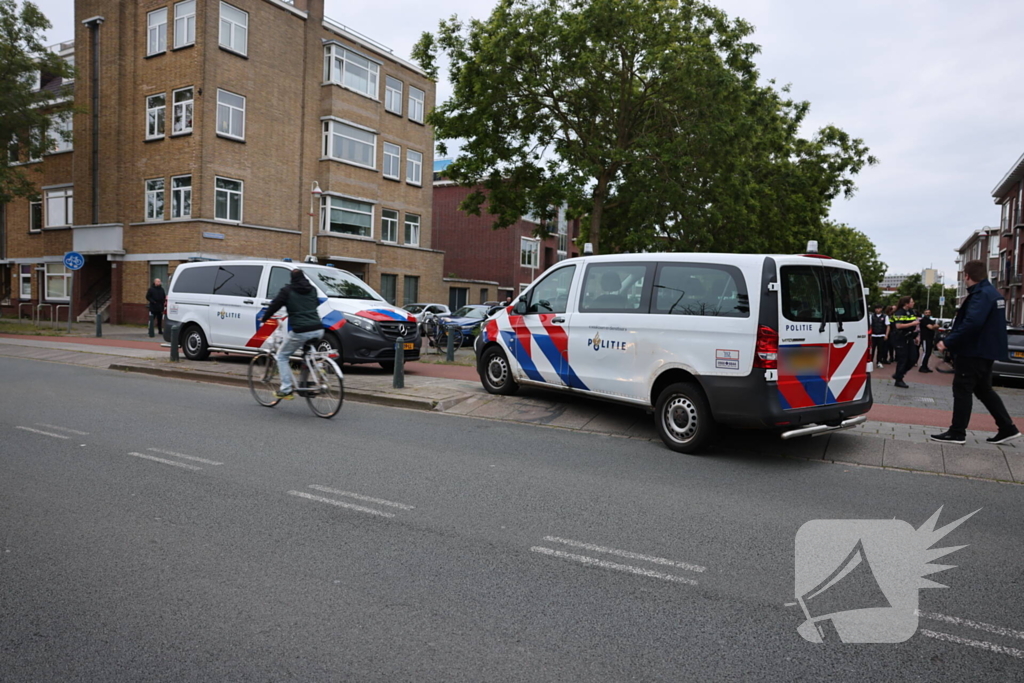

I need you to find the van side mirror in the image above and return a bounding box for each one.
[513,300,528,315]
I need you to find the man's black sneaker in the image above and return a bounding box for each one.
[919,367,932,373]
[894,381,910,388]
[986,429,1022,445]
[930,432,966,444]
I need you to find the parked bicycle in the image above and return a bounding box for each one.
[248,327,344,418]
[422,316,464,353]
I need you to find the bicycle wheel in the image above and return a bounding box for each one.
[306,358,344,418]
[450,328,465,351]
[248,353,280,407]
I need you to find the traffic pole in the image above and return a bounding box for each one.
[393,336,405,389]
[446,324,455,362]
[67,272,73,333]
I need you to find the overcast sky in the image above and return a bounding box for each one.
[34,0,1024,281]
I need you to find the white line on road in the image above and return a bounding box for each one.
[147,447,223,466]
[530,546,698,585]
[127,452,203,471]
[15,426,70,439]
[36,423,89,435]
[917,611,1024,641]
[921,629,1024,659]
[307,485,414,510]
[286,491,396,518]
[542,536,706,573]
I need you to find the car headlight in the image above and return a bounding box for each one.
[344,313,376,332]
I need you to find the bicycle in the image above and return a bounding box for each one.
[423,316,464,353]
[248,328,344,418]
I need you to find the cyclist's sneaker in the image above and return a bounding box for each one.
[274,390,295,400]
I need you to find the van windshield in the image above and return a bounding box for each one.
[299,267,381,301]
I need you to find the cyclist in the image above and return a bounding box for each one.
[259,269,324,400]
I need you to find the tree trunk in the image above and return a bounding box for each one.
[589,173,610,255]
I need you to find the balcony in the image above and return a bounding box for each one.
[73,223,123,254]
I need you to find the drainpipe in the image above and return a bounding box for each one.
[82,16,104,225]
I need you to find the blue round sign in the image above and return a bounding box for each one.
[63,251,84,271]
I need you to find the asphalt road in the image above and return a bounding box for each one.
[1,357,1022,682]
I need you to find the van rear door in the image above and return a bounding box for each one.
[822,266,869,404]
[778,262,833,409]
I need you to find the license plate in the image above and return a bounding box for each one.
[1013,351,1024,359]
[780,347,826,374]
[404,342,415,351]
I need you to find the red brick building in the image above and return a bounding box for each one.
[954,227,1000,308]
[991,153,1024,324]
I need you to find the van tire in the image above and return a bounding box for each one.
[181,324,210,361]
[315,331,342,364]
[654,382,716,454]
[480,346,518,395]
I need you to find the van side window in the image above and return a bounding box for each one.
[171,265,217,294]
[827,268,865,322]
[782,266,825,322]
[212,265,262,298]
[266,267,291,298]
[579,264,651,313]
[652,263,749,317]
[525,266,575,314]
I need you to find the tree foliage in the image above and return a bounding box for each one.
[817,221,886,302]
[414,0,876,254]
[879,274,957,316]
[0,0,76,205]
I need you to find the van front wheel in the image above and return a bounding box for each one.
[181,325,210,361]
[654,382,716,454]
[480,346,518,395]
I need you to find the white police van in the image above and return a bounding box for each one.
[163,259,419,369]
[475,248,872,453]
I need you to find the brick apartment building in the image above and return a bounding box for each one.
[432,173,580,309]
[953,226,1000,307]
[0,0,443,324]
[991,152,1024,325]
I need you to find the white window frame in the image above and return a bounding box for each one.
[49,112,73,153]
[406,149,423,186]
[45,263,71,302]
[171,175,192,219]
[147,8,167,56]
[385,76,403,115]
[404,213,420,247]
[172,86,193,135]
[146,93,166,139]
[519,283,530,294]
[145,178,165,221]
[323,44,380,99]
[18,265,32,299]
[321,120,376,170]
[219,2,248,56]
[173,0,196,49]
[214,177,243,223]
[521,237,540,268]
[321,195,374,238]
[381,208,398,244]
[408,86,425,123]
[382,142,401,180]
[216,89,246,140]
[45,187,73,228]
[29,201,42,233]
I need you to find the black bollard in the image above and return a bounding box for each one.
[170,323,180,361]
[446,323,455,362]
[393,337,405,389]
[148,312,155,338]
[95,311,102,338]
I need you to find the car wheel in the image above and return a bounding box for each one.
[654,382,716,454]
[315,331,342,364]
[480,346,518,395]
[181,324,210,361]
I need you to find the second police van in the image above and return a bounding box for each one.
[163,259,419,369]
[476,247,873,453]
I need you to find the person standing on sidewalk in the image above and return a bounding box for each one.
[918,309,939,373]
[884,304,898,363]
[146,278,166,337]
[891,296,919,388]
[870,305,889,368]
[931,260,1020,445]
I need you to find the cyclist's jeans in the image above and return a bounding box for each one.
[276,329,325,393]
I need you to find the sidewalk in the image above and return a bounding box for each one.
[1,331,1022,484]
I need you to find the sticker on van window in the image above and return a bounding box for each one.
[716,349,740,370]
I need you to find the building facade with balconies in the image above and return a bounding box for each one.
[0,0,443,324]
[991,152,1024,324]
[954,226,1000,307]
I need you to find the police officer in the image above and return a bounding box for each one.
[918,309,938,373]
[890,296,919,388]
[869,305,889,368]
[931,260,1020,445]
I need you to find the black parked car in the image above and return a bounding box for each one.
[993,328,1024,382]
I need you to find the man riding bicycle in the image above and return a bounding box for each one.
[259,269,324,400]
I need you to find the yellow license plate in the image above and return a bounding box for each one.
[781,347,826,374]
[1014,351,1024,359]
[404,342,415,351]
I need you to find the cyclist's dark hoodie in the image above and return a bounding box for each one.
[260,269,322,333]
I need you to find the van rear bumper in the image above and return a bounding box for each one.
[701,374,873,430]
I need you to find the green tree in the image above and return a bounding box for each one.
[818,221,886,301]
[414,0,876,254]
[0,0,76,205]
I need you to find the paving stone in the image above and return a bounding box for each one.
[941,446,1013,481]
[581,412,641,434]
[882,440,944,473]
[546,404,602,430]
[826,433,884,467]
[1004,451,1024,483]
[445,395,496,416]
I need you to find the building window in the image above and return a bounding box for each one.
[385,76,402,115]
[322,120,375,169]
[404,213,420,247]
[19,265,32,299]
[146,93,166,139]
[63,54,74,84]
[380,274,397,305]
[403,276,419,306]
[556,210,568,261]
[150,262,169,286]
[406,150,423,185]
[171,175,192,218]
[480,288,489,304]
[321,196,373,238]
[45,187,73,227]
[381,208,398,243]
[449,287,468,310]
[29,201,42,233]
[49,112,73,153]
[216,89,245,140]
[147,8,167,56]
[382,142,401,180]
[45,263,71,301]
[323,44,379,99]
[521,237,540,268]
[145,178,165,221]
[219,2,248,55]
[171,87,193,135]
[173,0,196,48]
[214,177,243,222]
[408,86,424,123]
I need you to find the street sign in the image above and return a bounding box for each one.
[63,251,84,271]
[939,296,946,306]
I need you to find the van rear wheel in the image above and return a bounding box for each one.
[654,382,716,454]
[181,324,210,361]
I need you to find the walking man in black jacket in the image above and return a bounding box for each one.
[259,269,324,400]
[931,260,1020,445]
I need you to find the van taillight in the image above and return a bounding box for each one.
[754,325,778,369]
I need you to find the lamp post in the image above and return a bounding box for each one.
[308,181,322,260]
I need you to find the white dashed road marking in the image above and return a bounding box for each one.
[530,546,699,585]
[543,536,706,573]
[127,452,203,471]
[36,423,89,435]
[15,426,70,439]
[147,447,223,466]
[307,485,414,510]
[917,610,1024,641]
[286,490,396,518]
[920,629,1024,659]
